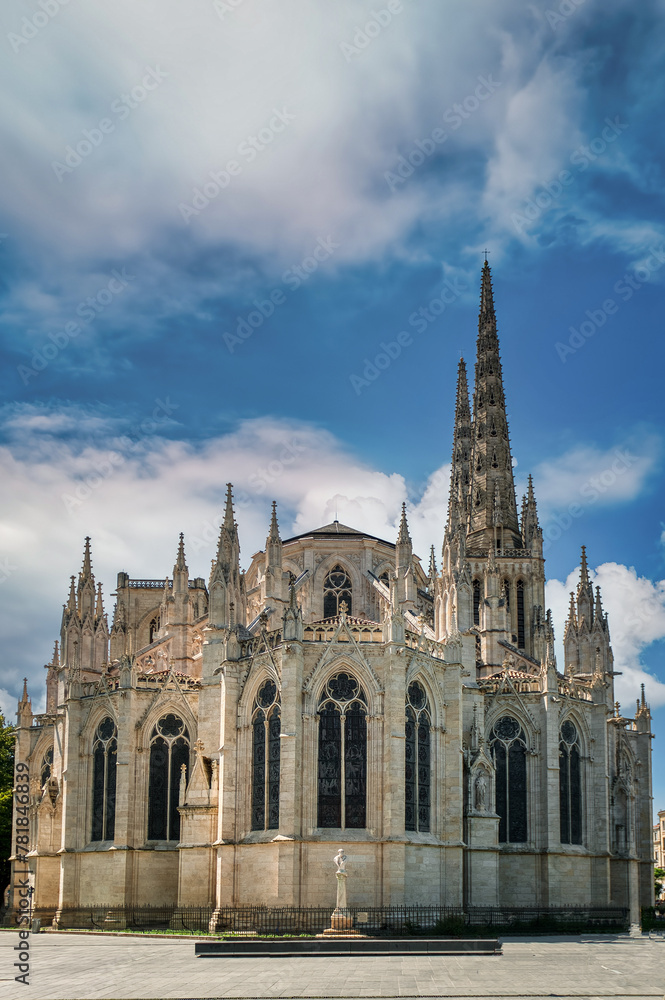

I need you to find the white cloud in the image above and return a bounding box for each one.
[0,0,623,341]
[523,435,660,515]
[0,405,450,707]
[547,562,665,709]
[3,404,663,722]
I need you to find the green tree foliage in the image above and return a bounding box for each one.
[655,867,665,900]
[0,713,16,892]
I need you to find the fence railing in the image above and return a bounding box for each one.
[50,903,630,935]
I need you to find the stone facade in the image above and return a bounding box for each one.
[8,263,654,927]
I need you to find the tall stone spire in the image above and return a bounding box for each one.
[576,545,594,626]
[395,504,417,611]
[173,533,189,593]
[263,502,284,615]
[77,536,96,619]
[17,678,32,726]
[266,501,282,565]
[447,358,472,531]
[209,483,244,628]
[564,548,613,689]
[81,536,92,581]
[396,503,412,561]
[467,260,520,550]
[428,546,437,590]
[175,532,187,572]
[521,475,543,554]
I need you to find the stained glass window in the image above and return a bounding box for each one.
[559,720,582,845]
[405,682,431,832]
[91,717,117,842]
[516,580,525,649]
[490,715,528,843]
[317,672,367,829]
[147,714,189,840]
[323,566,353,618]
[251,680,281,831]
[473,580,481,626]
[149,615,160,643]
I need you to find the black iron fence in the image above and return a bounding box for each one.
[51,903,629,935]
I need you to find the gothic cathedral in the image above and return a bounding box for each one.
[9,263,654,927]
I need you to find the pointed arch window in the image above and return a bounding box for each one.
[41,747,53,788]
[473,579,481,626]
[559,720,582,845]
[516,580,525,649]
[405,682,431,832]
[147,714,190,841]
[323,566,353,618]
[317,672,367,829]
[91,717,117,842]
[149,615,160,643]
[251,680,281,831]
[490,716,528,843]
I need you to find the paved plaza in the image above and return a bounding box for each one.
[0,931,663,1000]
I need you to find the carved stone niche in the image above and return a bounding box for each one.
[467,756,494,816]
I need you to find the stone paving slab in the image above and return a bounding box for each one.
[0,932,663,1000]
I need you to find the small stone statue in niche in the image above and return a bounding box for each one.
[474,771,488,812]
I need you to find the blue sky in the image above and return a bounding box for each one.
[1,0,664,813]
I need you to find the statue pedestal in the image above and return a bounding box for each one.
[318,871,365,938]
